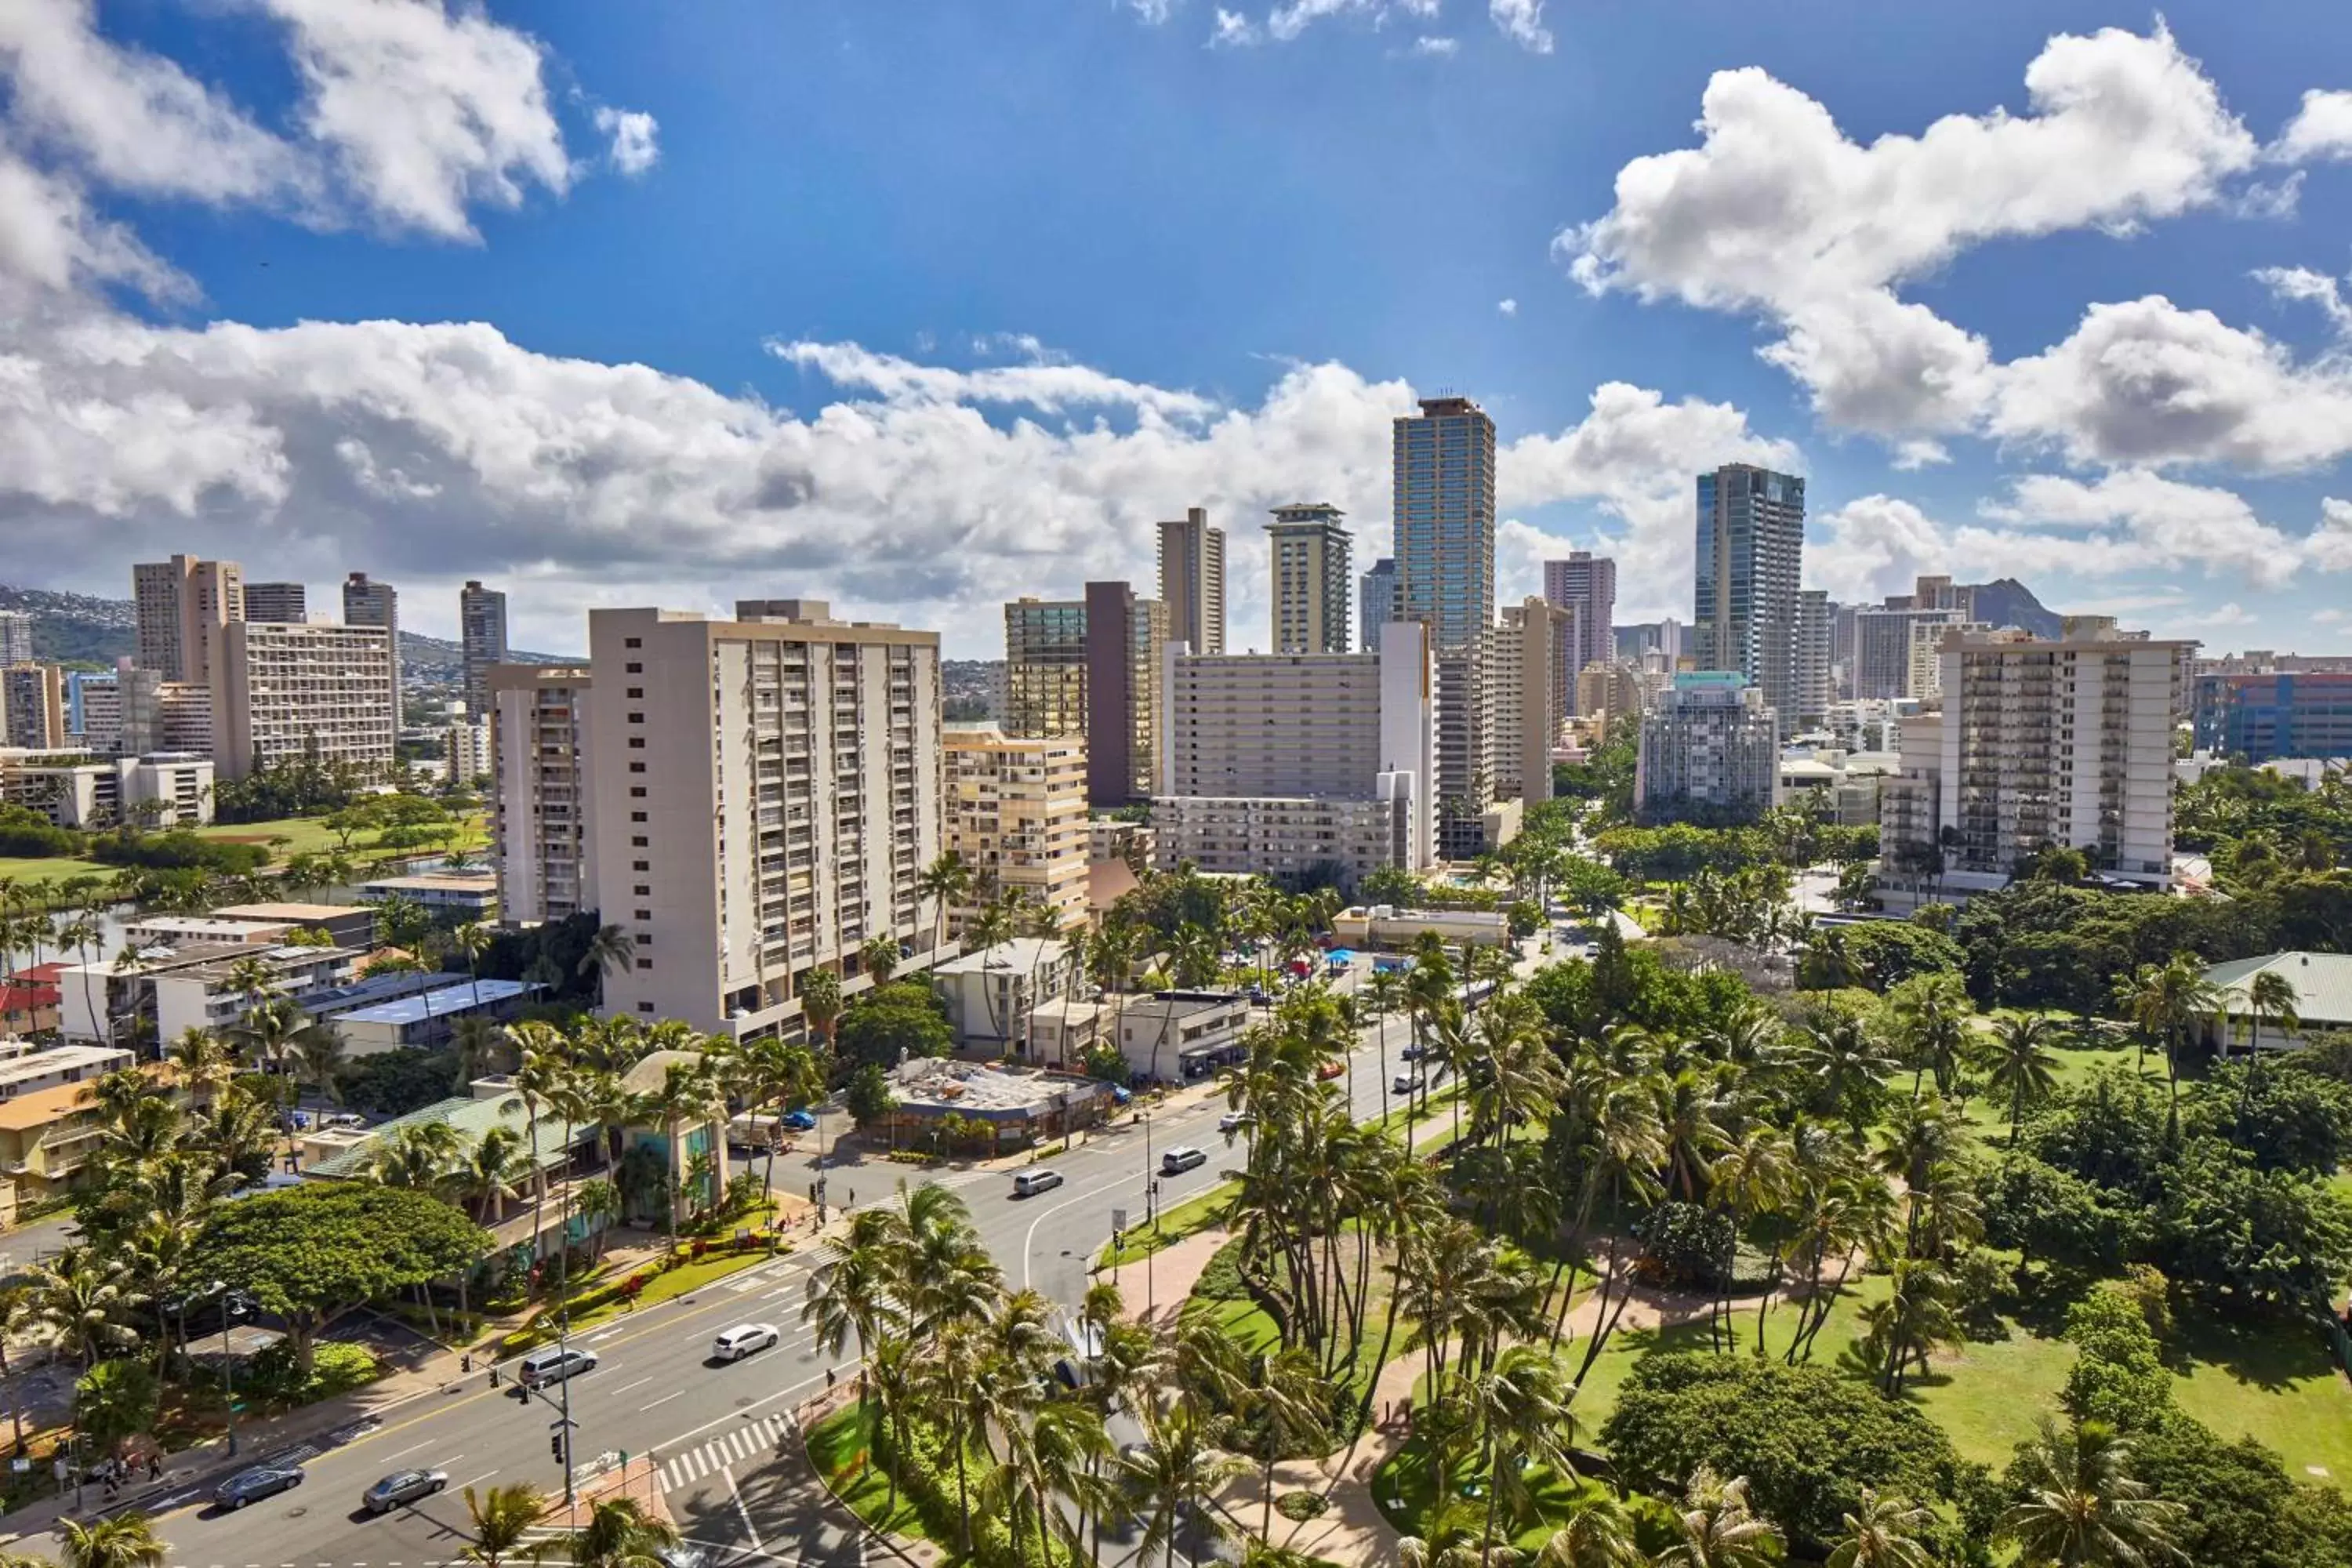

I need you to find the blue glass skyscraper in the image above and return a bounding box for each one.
[1392,396,1496,652]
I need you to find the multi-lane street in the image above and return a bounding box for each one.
[146,994,1434,1568]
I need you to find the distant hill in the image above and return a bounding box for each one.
[0,583,568,682]
[1965,578,2063,638]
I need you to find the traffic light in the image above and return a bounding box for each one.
[550,1433,565,1463]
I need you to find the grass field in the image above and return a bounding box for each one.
[0,855,113,893]
[192,811,488,862]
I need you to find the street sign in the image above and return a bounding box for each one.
[1109,1208,1127,1233]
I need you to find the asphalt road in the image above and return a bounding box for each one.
[145,985,1442,1568]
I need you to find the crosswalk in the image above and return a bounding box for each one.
[657,1414,794,1492]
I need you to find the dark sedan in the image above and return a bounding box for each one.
[214,1462,304,1509]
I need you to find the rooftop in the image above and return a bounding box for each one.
[2201,952,2352,1025]
[934,938,1071,978]
[358,873,499,894]
[307,1086,582,1179]
[336,978,539,1027]
[890,1058,1107,1120]
[0,1043,126,1087]
[212,902,361,922]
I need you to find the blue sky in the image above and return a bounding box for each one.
[7,1,2352,657]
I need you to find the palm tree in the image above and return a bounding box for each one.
[918,851,972,950]
[862,935,901,984]
[1457,1345,1577,1563]
[1860,1259,1960,1396]
[1887,972,1973,1103]
[57,1512,166,1568]
[799,967,844,1054]
[452,1015,511,1085]
[295,1023,347,1109]
[2116,956,2223,1118]
[1126,1404,1249,1568]
[165,1027,236,1108]
[572,1177,621,1259]
[52,913,103,1048]
[1530,1499,1644,1568]
[576,924,633,1000]
[1998,1418,2187,1568]
[1981,1014,2063,1144]
[2241,967,2301,1054]
[1825,1487,1939,1568]
[456,1124,532,1222]
[9,1247,141,1367]
[461,1483,552,1568]
[451,921,495,1013]
[1655,1468,1784,1568]
[367,1120,466,1190]
[557,1497,679,1568]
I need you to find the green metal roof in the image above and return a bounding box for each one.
[2201,952,2352,1025]
[307,1088,585,1179]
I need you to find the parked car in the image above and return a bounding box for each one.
[215,1463,304,1510]
[1393,1073,1425,1095]
[1160,1146,1208,1175]
[1217,1112,1250,1134]
[779,1109,818,1131]
[517,1346,599,1388]
[362,1468,448,1513]
[1013,1167,1065,1197]
[711,1323,782,1363]
[1316,1058,1345,1081]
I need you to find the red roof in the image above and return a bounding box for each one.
[17,963,68,985]
[0,982,60,1013]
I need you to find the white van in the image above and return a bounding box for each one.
[517,1346,598,1388]
[1013,1168,1065,1198]
[1160,1146,1207,1176]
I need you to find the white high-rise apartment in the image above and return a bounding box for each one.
[944,728,1090,933]
[1636,672,1780,822]
[1853,606,1962,699]
[120,668,212,757]
[0,612,32,669]
[133,555,244,685]
[1877,626,2190,909]
[1154,620,1435,883]
[341,572,402,721]
[586,601,944,1041]
[1266,503,1353,655]
[488,663,597,925]
[1157,508,1225,657]
[460,581,510,715]
[211,622,397,780]
[1795,589,1835,727]
[1542,551,1617,685]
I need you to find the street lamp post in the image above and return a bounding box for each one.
[216,1283,245,1458]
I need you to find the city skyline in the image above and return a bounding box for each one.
[4,9,2352,659]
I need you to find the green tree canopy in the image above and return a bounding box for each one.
[835,982,953,1069]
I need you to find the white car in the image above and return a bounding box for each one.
[711,1323,782,1363]
[1393,1073,1425,1095]
[1013,1167,1065,1197]
[1217,1112,1250,1134]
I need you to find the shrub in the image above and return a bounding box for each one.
[1192,1239,1249,1301]
[1635,1202,1734,1290]
[1275,1490,1328,1522]
[868,1411,1071,1568]
[242,1339,381,1407]
[336,1047,463,1118]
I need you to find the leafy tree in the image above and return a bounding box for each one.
[2057,1289,2173,1432]
[1797,922,1964,993]
[844,1062,898,1128]
[2126,1417,2352,1568]
[1978,1156,2140,1278]
[2187,1061,2352,1174]
[74,1357,158,1455]
[835,982,953,1069]
[1996,1417,2186,1568]
[56,1513,166,1568]
[197,1183,488,1374]
[460,1483,550,1568]
[1599,1355,1962,1557]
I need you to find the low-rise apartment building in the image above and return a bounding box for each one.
[931,938,1080,1051]
[1115,989,1250,1084]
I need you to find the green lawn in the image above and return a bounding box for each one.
[0,855,114,896]
[805,1403,931,1543]
[194,811,488,864]
[1100,1179,1236,1265]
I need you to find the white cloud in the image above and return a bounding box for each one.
[1209,9,1259,46]
[2308,498,2352,571]
[593,107,659,178]
[0,142,187,303]
[1489,0,1552,53]
[1562,25,2268,446]
[1991,295,2352,470]
[2274,88,2352,162]
[1410,36,1458,56]
[0,0,311,208]
[1496,297,1517,315]
[1128,0,1178,22]
[262,0,573,241]
[2255,263,2352,335]
[2180,601,2255,628]
[1974,470,2308,586]
[1808,495,1952,602]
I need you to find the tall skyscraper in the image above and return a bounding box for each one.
[459,581,510,715]
[1083,582,1166,809]
[1795,590,1835,727]
[342,572,401,720]
[488,663,596,925]
[132,555,244,685]
[1,665,64,750]
[1003,598,1089,739]
[1266,503,1353,655]
[1693,464,1805,726]
[0,612,33,668]
[1541,551,1617,679]
[584,600,942,1040]
[1157,507,1225,657]
[212,622,397,780]
[1394,396,1497,652]
[1359,558,1397,652]
[243,583,308,623]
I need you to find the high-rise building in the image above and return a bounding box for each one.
[1490,600,1574,808]
[132,555,244,685]
[1082,583,1166,809]
[1693,464,1805,726]
[67,669,118,753]
[1435,644,1494,859]
[119,668,212,757]
[2,665,64,750]
[1157,508,1225,658]
[1636,672,1780,823]
[1853,607,1963,700]
[0,612,33,669]
[1359,558,1397,653]
[2194,671,2352,762]
[211,621,398,781]
[488,663,596,926]
[243,583,308,623]
[341,572,401,720]
[1394,395,1497,652]
[1795,590,1835,728]
[1153,619,1435,883]
[944,727,1090,933]
[1615,618,1683,664]
[1542,551,1617,683]
[1003,598,1090,739]
[584,600,943,1040]
[445,718,489,785]
[1878,626,2190,909]
[1266,503,1353,655]
[459,581,510,715]
[1576,663,1647,742]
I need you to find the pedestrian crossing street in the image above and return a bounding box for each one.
[658,1414,795,1492]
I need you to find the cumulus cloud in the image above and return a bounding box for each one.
[1410,36,1458,56]
[1974,470,2307,586]
[2274,89,2352,162]
[1209,9,1259,46]
[593,107,659,177]
[1809,495,1953,603]
[1496,298,1517,315]
[2256,263,2352,335]
[1489,0,1552,53]
[1558,24,2314,456]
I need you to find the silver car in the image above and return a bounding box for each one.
[363,1468,448,1513]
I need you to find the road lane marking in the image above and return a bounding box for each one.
[641,1391,684,1411]
[382,1441,431,1461]
[726,1468,764,1552]
[612,1375,655,1395]
[456,1468,499,1489]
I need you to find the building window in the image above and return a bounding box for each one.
[637,1001,654,1013]
[635,934,652,946]
[631,836,649,848]
[631,811,647,822]
[626,688,643,699]
[625,637,642,648]
[628,713,645,724]
[630,786,647,797]
[626,662,642,674]
[633,860,650,872]
[630,762,646,773]
[635,909,651,920]
[634,884,650,895]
